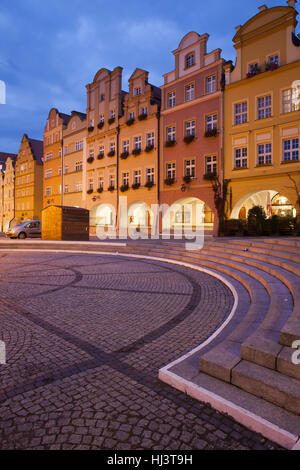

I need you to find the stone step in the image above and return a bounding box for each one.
[231,360,300,415]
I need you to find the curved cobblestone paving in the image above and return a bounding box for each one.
[0,252,280,450]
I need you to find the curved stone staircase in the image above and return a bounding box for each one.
[1,236,300,448]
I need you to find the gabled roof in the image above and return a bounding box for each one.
[27,138,43,165]
[0,152,17,173]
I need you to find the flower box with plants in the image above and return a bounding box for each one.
[88,126,94,132]
[165,140,176,147]
[145,144,154,153]
[87,156,94,164]
[138,113,147,121]
[246,66,261,78]
[132,148,141,156]
[132,182,141,190]
[97,121,104,129]
[108,117,115,125]
[183,134,195,144]
[87,189,93,194]
[145,181,154,189]
[120,184,129,192]
[126,118,135,126]
[120,151,129,159]
[97,153,104,160]
[203,172,217,181]
[107,185,115,192]
[265,62,279,72]
[204,128,218,138]
[164,177,175,186]
[107,150,115,157]
[97,187,103,193]
[183,175,192,184]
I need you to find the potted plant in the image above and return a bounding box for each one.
[87,189,93,194]
[108,117,115,125]
[87,156,94,164]
[204,128,218,138]
[132,148,141,156]
[107,150,115,157]
[145,144,154,153]
[88,126,94,132]
[164,177,175,186]
[145,181,154,189]
[97,121,104,129]
[183,134,195,144]
[203,172,217,181]
[97,187,103,193]
[97,153,104,160]
[107,185,115,192]
[120,184,129,192]
[165,140,176,147]
[138,113,147,121]
[126,118,135,126]
[120,151,129,159]
[132,182,140,190]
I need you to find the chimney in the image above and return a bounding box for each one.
[258,5,268,11]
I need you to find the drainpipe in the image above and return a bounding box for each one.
[61,139,64,206]
[116,123,120,232]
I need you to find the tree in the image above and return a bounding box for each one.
[204,173,231,236]
[247,205,266,236]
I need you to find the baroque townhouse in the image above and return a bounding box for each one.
[15,134,43,224]
[224,1,300,220]
[0,152,17,231]
[160,31,225,236]
[118,68,161,233]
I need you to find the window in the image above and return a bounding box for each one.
[166,163,176,179]
[45,187,52,196]
[206,156,217,174]
[129,111,135,120]
[184,159,195,177]
[185,53,195,69]
[99,145,105,157]
[168,91,176,108]
[185,84,195,102]
[249,63,258,73]
[206,114,217,131]
[98,176,104,189]
[133,170,141,185]
[109,174,115,187]
[75,141,83,151]
[27,175,30,183]
[110,110,115,119]
[141,106,148,115]
[88,178,93,191]
[58,149,62,158]
[135,87,141,95]
[99,114,104,123]
[283,138,299,162]
[45,169,52,179]
[122,140,130,153]
[64,185,69,194]
[167,126,176,142]
[100,93,105,101]
[75,161,83,172]
[282,88,300,114]
[185,120,195,136]
[45,153,52,161]
[257,95,272,119]
[146,168,155,183]
[234,102,248,125]
[206,75,216,94]
[146,132,155,147]
[58,167,62,176]
[64,165,69,174]
[269,55,279,66]
[110,141,116,152]
[257,143,272,165]
[75,182,82,192]
[134,136,142,150]
[234,148,248,168]
[89,149,94,159]
[64,146,69,155]
[122,172,129,186]
[26,189,30,196]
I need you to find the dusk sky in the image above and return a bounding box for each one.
[0,0,296,154]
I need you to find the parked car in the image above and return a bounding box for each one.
[5,220,41,239]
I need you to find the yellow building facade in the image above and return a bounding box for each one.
[224,2,300,220]
[2,156,17,231]
[118,68,161,232]
[0,153,17,231]
[62,112,86,208]
[15,134,43,224]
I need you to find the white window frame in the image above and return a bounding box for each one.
[234,101,248,125]
[257,143,272,165]
[184,159,195,178]
[168,91,176,108]
[257,94,272,120]
[166,162,176,179]
[234,147,248,168]
[185,120,195,136]
[167,126,176,142]
[185,83,195,102]
[206,75,216,94]
[283,138,299,162]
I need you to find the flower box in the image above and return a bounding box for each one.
[97,122,104,129]
[132,148,141,156]
[265,62,279,72]
[183,134,195,144]
[145,181,154,189]
[165,140,176,147]
[145,144,154,153]
[203,172,217,181]
[108,117,115,125]
[164,177,175,186]
[138,113,147,121]
[120,184,129,192]
[120,151,129,159]
[126,118,135,126]
[88,126,94,132]
[107,150,115,157]
[87,156,94,164]
[87,189,93,194]
[97,187,103,193]
[107,185,115,192]
[204,128,218,138]
[97,153,104,160]
[132,183,141,190]
[183,175,192,184]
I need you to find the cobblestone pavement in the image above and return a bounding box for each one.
[0,252,280,450]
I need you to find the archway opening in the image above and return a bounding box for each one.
[231,190,296,220]
[163,197,214,232]
[90,203,116,227]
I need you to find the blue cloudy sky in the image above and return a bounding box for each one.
[0,0,296,154]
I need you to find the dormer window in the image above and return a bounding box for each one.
[185,53,195,69]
